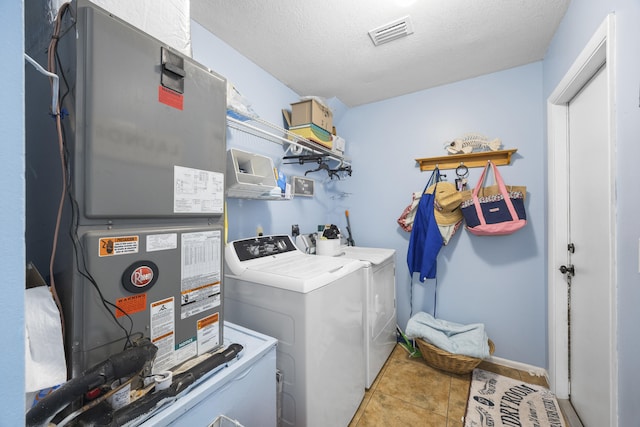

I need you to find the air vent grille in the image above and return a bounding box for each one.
[368,16,414,46]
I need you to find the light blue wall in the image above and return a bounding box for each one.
[191,19,547,367]
[192,21,352,241]
[544,0,640,424]
[1,0,26,424]
[338,63,546,367]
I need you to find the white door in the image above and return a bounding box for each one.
[547,15,616,427]
[565,64,612,426]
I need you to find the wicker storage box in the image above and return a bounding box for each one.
[416,338,495,375]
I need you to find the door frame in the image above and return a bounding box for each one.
[546,13,617,425]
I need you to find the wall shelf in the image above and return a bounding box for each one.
[415,149,518,171]
[226,115,350,166]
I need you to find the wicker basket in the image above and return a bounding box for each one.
[415,338,495,375]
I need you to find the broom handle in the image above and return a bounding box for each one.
[345,210,355,246]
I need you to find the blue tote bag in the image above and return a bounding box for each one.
[407,168,444,282]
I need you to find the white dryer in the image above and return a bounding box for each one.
[335,246,397,389]
[224,235,366,427]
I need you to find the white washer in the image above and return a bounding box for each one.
[336,246,397,389]
[224,235,366,427]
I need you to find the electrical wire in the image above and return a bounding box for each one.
[42,1,72,341]
[67,190,135,350]
[52,40,136,350]
[45,2,136,352]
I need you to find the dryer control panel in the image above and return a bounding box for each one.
[233,235,298,261]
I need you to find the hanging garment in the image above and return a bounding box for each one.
[407,168,444,282]
[396,191,422,232]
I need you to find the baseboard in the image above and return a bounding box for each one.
[557,399,584,427]
[486,355,549,380]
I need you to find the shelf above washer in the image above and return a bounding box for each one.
[226,115,350,166]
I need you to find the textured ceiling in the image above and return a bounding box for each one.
[191,0,571,107]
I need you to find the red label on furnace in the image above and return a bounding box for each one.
[115,294,147,318]
[158,86,184,110]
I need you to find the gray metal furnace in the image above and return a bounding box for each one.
[25,0,227,379]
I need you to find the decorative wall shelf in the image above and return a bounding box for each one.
[415,149,518,171]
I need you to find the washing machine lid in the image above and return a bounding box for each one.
[337,246,395,265]
[225,235,365,293]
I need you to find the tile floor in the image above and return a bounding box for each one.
[349,344,550,427]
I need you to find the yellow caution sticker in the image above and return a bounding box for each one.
[99,236,139,257]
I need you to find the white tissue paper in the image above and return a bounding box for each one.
[25,286,67,393]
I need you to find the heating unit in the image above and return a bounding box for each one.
[25,0,227,379]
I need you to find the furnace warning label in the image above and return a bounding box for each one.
[115,293,147,318]
[99,236,139,257]
[197,312,220,355]
[181,286,221,319]
[173,166,224,214]
[150,297,176,373]
[180,231,222,320]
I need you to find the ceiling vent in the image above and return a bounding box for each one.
[368,16,414,46]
